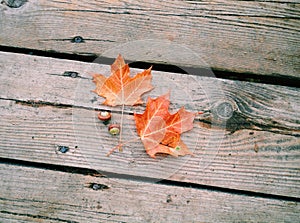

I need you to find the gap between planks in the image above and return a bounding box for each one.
[1,157,299,202]
[0,0,299,77]
[1,45,300,88]
[0,163,299,223]
[0,51,299,136]
[0,52,299,198]
[0,96,299,198]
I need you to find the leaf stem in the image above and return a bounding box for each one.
[118,103,125,151]
[106,136,141,156]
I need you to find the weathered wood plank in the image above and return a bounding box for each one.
[0,163,299,223]
[0,96,299,197]
[0,52,299,197]
[0,52,299,136]
[0,0,299,77]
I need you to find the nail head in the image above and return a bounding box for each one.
[72,36,84,43]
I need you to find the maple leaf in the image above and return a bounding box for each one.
[92,54,154,155]
[134,93,196,158]
[92,54,154,106]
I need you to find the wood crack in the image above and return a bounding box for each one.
[1,94,298,136]
[0,210,79,223]
[40,38,116,43]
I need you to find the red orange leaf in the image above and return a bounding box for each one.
[134,93,195,158]
[92,54,154,106]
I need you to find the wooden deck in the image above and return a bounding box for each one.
[0,0,299,222]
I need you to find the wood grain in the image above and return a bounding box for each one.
[1,163,299,223]
[0,53,300,197]
[0,52,299,197]
[0,0,299,77]
[0,98,299,197]
[0,52,299,135]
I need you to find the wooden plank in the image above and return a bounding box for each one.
[0,52,299,197]
[0,52,299,135]
[0,0,299,77]
[0,98,299,198]
[1,163,299,223]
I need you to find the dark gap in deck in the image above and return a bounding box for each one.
[1,157,299,202]
[0,45,299,88]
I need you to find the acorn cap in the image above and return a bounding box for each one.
[108,124,120,135]
[98,111,112,121]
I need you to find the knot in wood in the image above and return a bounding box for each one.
[213,101,234,120]
[3,0,27,8]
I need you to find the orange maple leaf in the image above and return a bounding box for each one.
[92,54,154,106]
[134,93,195,158]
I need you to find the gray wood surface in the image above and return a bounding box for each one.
[0,0,299,77]
[0,52,299,198]
[0,52,299,135]
[1,1,299,222]
[1,163,299,223]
